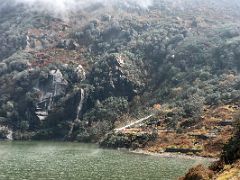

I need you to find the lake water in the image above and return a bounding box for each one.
[0,141,210,180]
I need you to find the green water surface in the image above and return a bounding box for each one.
[0,141,210,180]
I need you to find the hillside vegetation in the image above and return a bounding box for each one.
[0,0,240,161]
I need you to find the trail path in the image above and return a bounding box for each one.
[114,114,154,132]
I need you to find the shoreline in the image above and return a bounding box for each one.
[0,140,218,162]
[129,149,219,162]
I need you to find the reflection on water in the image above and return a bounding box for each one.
[0,141,209,180]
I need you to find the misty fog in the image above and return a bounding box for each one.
[1,0,240,19]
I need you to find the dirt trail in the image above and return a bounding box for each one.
[114,114,154,132]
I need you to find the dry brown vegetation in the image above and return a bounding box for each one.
[119,104,239,158]
[180,164,214,180]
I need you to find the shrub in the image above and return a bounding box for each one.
[205,92,221,105]
[83,96,129,125]
[19,121,30,131]
[183,95,204,119]
[9,60,29,72]
[221,111,240,164]
[0,63,7,75]
[0,127,9,139]
[180,165,214,180]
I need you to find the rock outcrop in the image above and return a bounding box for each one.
[34,69,68,121]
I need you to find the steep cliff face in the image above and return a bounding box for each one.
[0,0,240,147]
[34,69,68,121]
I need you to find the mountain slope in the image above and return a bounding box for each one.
[0,1,240,158]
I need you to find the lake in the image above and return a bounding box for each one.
[0,141,210,180]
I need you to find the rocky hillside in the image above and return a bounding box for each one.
[182,112,240,179]
[0,0,240,158]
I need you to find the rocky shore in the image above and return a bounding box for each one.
[130,149,218,162]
